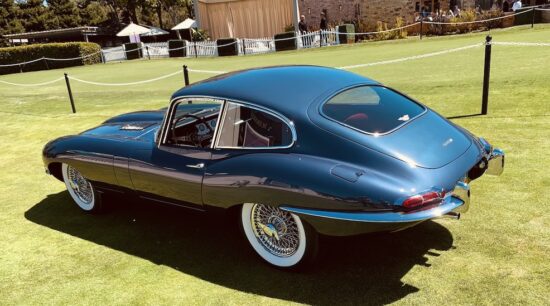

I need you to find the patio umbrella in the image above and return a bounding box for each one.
[140,26,169,37]
[171,18,197,30]
[116,23,151,42]
[171,18,198,40]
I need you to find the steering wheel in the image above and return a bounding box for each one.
[171,114,214,146]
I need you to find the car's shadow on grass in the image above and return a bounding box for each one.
[26,192,455,305]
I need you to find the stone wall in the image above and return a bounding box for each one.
[298,0,478,31]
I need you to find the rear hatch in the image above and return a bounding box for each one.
[370,111,472,169]
[315,85,473,169]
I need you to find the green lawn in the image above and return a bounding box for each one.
[1,25,549,305]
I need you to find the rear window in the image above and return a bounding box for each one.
[322,86,425,134]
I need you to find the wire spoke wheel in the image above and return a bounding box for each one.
[62,163,96,211]
[241,203,315,268]
[250,204,301,257]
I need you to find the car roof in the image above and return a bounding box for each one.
[171,65,379,118]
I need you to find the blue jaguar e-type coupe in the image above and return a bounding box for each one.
[43,66,504,269]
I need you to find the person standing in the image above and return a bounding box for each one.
[320,11,328,46]
[298,15,310,47]
[512,0,522,11]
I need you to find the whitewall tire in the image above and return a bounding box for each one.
[241,203,318,269]
[61,163,102,213]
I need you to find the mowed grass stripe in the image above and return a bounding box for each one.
[0,25,548,305]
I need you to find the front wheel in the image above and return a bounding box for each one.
[61,163,102,213]
[241,203,318,269]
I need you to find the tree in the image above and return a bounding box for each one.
[18,0,58,31]
[47,0,82,28]
[0,0,24,45]
[79,1,110,27]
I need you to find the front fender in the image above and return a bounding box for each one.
[42,135,118,186]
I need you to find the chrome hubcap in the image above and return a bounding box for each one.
[250,204,300,257]
[67,165,93,204]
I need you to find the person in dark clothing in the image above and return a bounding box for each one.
[320,11,328,46]
[298,15,308,33]
[320,12,328,30]
[298,15,310,47]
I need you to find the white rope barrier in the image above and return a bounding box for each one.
[68,70,182,86]
[534,7,550,11]
[424,9,531,25]
[2,39,548,87]
[327,23,420,36]
[491,41,550,46]
[0,57,45,67]
[338,43,482,70]
[0,77,64,87]
[187,68,227,74]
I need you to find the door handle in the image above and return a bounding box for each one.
[186,163,205,169]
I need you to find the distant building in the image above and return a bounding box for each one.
[297,0,478,29]
[195,0,298,39]
[3,27,122,47]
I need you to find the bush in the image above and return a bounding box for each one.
[0,42,101,75]
[124,43,142,60]
[216,38,238,56]
[274,32,296,51]
[168,40,187,58]
[373,17,408,41]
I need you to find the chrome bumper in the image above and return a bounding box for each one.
[486,148,505,176]
[281,195,465,224]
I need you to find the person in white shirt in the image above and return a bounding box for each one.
[512,0,523,11]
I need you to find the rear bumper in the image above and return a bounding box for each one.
[281,194,466,236]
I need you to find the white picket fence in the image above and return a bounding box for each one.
[101,29,339,62]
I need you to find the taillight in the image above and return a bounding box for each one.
[402,191,444,209]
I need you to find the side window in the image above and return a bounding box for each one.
[216,102,294,148]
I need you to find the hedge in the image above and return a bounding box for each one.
[274,32,296,51]
[217,38,238,56]
[168,40,187,57]
[0,42,102,75]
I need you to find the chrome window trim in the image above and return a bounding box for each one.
[213,100,297,150]
[159,95,297,150]
[158,96,224,148]
[319,84,428,137]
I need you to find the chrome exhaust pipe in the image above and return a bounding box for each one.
[444,212,461,220]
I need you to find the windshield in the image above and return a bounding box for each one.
[322,86,425,134]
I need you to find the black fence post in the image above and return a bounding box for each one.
[194,42,198,58]
[420,18,423,40]
[19,64,23,73]
[100,51,106,64]
[242,39,246,55]
[64,73,76,114]
[145,46,151,60]
[183,65,189,86]
[43,57,49,70]
[481,35,492,115]
[531,7,536,28]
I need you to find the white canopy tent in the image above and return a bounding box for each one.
[116,23,151,42]
[171,18,198,40]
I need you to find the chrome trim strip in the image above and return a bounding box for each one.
[318,84,428,137]
[213,100,297,150]
[280,196,464,223]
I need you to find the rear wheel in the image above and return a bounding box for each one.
[61,163,102,213]
[241,203,318,269]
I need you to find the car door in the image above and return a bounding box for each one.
[128,97,222,210]
[128,145,210,209]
